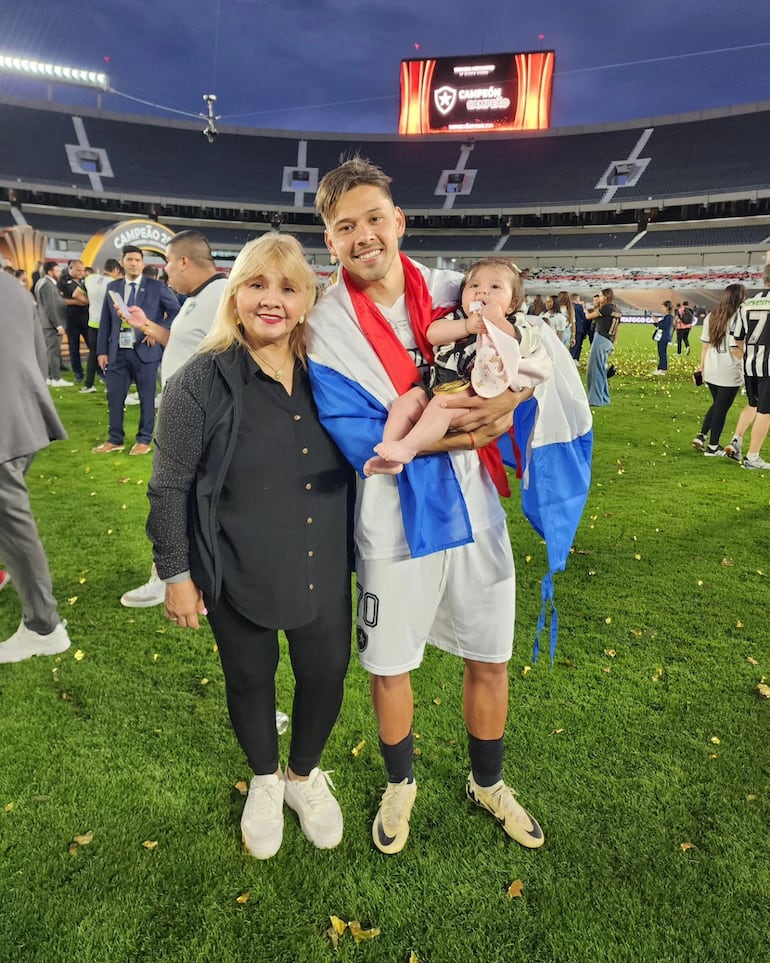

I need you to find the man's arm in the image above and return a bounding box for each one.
[426,387,535,450]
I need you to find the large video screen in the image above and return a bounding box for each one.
[399,50,554,135]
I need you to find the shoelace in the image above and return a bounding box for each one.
[380,781,411,823]
[488,784,531,826]
[293,769,336,811]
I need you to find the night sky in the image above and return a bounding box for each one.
[0,0,768,133]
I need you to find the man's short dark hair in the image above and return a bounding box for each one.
[167,230,214,267]
[104,258,121,272]
[44,260,58,274]
[122,245,144,258]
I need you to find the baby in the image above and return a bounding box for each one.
[364,258,551,476]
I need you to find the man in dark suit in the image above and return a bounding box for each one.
[93,245,179,455]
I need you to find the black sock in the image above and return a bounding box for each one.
[468,733,504,787]
[379,733,414,784]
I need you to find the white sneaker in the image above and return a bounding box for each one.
[48,378,73,388]
[79,386,97,394]
[743,454,770,471]
[120,575,166,608]
[0,620,71,664]
[241,773,285,859]
[284,768,343,849]
[125,393,141,406]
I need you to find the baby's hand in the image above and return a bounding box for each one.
[465,312,485,335]
[480,302,506,327]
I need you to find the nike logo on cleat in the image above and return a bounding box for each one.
[375,816,397,848]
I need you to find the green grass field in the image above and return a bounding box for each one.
[1,324,768,963]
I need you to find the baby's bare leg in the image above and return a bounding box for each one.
[364,388,429,476]
[373,389,471,468]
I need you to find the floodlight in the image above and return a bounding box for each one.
[0,53,109,90]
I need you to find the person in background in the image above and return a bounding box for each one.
[557,291,576,350]
[93,245,179,456]
[147,233,353,859]
[0,272,72,663]
[692,284,746,456]
[541,294,568,346]
[652,300,675,375]
[528,293,546,317]
[726,265,770,469]
[81,259,123,394]
[34,261,70,388]
[675,300,694,355]
[570,293,588,362]
[120,230,228,608]
[585,288,620,406]
[59,259,90,383]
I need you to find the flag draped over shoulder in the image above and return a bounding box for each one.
[498,318,593,663]
[307,258,478,559]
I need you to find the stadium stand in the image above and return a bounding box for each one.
[1,94,768,270]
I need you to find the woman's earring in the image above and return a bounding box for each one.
[298,315,305,325]
[329,254,337,265]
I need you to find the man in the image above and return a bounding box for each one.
[570,293,589,362]
[585,288,621,407]
[0,271,72,663]
[307,157,544,855]
[34,261,70,388]
[81,258,123,393]
[727,263,770,470]
[119,230,228,606]
[94,245,179,455]
[59,258,90,382]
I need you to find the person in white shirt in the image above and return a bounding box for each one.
[81,259,123,393]
[119,231,228,608]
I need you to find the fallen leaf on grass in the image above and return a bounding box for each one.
[351,739,366,757]
[326,916,380,947]
[604,649,616,658]
[507,879,524,898]
[67,596,78,606]
[602,666,612,674]
[73,650,85,662]
[747,656,759,666]
[756,684,770,699]
[551,728,564,735]
[651,667,663,682]
[630,629,642,637]
[409,953,420,963]
[433,697,442,705]
[710,736,720,745]
[78,577,86,585]
[680,842,695,852]
[521,665,531,677]
[736,621,745,628]
[142,840,158,850]
[235,780,248,796]
[73,831,94,845]
[721,558,734,567]
[605,617,612,625]
[747,794,757,802]
[236,892,250,904]
[4,802,13,813]
[117,477,130,484]
[348,921,381,943]
[68,842,79,856]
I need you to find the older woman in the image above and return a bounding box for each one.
[147,234,353,859]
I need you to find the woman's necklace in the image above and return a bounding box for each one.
[249,347,293,380]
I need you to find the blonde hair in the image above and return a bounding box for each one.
[199,233,318,361]
[463,257,525,313]
[316,156,394,226]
